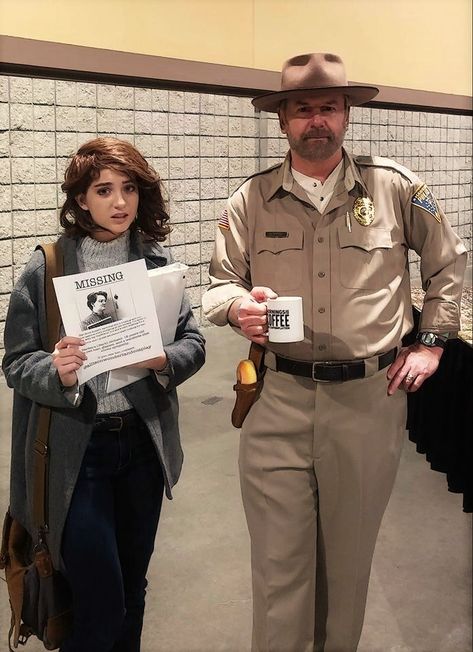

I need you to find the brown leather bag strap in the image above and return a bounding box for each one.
[32,407,52,529]
[38,242,64,352]
[0,510,13,569]
[32,242,64,530]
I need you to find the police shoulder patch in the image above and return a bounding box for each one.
[412,183,441,223]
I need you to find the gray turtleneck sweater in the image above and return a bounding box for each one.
[77,233,134,415]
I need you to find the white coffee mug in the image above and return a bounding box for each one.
[266,296,304,343]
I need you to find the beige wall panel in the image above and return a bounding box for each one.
[253,0,472,95]
[0,0,471,95]
[0,0,255,66]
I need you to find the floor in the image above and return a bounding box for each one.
[0,326,471,652]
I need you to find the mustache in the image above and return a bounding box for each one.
[303,130,333,139]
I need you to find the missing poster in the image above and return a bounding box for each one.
[53,259,164,384]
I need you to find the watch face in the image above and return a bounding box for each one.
[418,332,446,348]
[422,332,436,346]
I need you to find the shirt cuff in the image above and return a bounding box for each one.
[154,363,171,389]
[61,382,81,406]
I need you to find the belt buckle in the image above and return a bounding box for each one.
[311,362,331,382]
[33,440,48,456]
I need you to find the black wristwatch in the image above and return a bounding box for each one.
[416,332,449,349]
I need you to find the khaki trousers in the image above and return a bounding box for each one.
[239,366,406,652]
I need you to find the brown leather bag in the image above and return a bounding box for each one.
[0,511,72,650]
[231,342,266,428]
[0,242,73,650]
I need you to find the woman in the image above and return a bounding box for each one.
[2,137,205,651]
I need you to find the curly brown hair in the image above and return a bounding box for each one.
[60,137,171,241]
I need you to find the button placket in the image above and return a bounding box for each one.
[313,228,331,358]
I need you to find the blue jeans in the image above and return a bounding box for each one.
[60,410,164,652]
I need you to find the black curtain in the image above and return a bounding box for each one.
[404,309,472,513]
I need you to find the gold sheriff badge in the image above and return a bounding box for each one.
[353,197,375,226]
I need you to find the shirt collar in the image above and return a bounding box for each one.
[291,158,344,197]
[264,148,370,202]
[265,148,370,201]
[342,150,371,196]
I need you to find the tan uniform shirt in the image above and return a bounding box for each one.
[203,150,467,362]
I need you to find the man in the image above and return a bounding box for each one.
[81,290,114,329]
[203,53,467,652]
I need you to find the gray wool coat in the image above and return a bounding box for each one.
[2,230,206,570]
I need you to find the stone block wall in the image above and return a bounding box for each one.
[0,74,471,357]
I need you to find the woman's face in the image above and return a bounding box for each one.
[76,168,139,241]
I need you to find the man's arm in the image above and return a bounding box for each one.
[405,180,467,334]
[387,177,467,395]
[202,195,253,325]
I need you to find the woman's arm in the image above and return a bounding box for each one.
[161,293,206,389]
[2,267,81,409]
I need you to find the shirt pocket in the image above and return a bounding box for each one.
[253,228,304,292]
[338,226,393,290]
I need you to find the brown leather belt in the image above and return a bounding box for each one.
[274,347,397,382]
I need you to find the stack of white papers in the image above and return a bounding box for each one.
[106,262,188,392]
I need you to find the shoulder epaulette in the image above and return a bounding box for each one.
[354,156,419,184]
[230,162,283,197]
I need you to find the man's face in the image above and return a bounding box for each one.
[279,93,349,162]
[92,295,107,316]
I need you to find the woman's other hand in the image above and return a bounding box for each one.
[128,354,168,371]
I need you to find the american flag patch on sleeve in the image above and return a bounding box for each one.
[412,184,441,223]
[218,208,230,230]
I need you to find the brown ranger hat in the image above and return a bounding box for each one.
[252,52,379,113]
